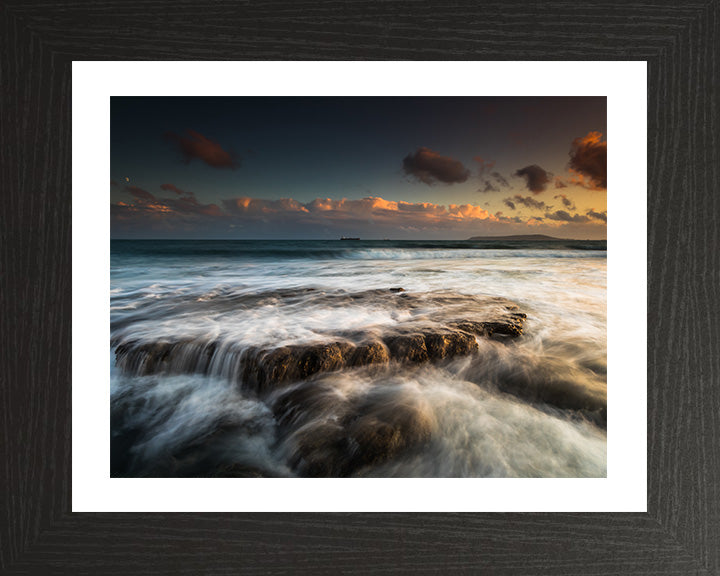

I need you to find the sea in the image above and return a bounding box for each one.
[110,239,607,478]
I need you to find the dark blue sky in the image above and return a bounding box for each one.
[111,97,607,239]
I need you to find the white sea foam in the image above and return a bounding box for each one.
[110,242,607,477]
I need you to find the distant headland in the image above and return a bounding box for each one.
[467,234,563,241]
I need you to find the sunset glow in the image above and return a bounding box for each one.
[111,97,606,239]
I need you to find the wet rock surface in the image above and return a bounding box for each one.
[114,288,527,393]
[242,342,355,394]
[113,288,606,477]
[271,379,437,477]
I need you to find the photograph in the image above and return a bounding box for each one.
[110,96,608,478]
[4,0,715,568]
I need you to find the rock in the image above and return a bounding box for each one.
[385,333,429,363]
[286,421,350,477]
[275,382,438,477]
[115,340,173,375]
[483,319,524,338]
[344,391,436,472]
[449,321,487,336]
[271,380,349,427]
[349,341,390,367]
[451,318,524,338]
[423,330,478,360]
[113,289,527,391]
[298,342,354,378]
[243,342,355,393]
[493,357,606,414]
[114,339,218,376]
[243,347,299,393]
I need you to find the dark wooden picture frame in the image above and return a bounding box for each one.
[2,2,718,574]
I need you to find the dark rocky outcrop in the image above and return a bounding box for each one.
[422,329,479,359]
[114,339,218,377]
[242,342,355,394]
[344,392,435,473]
[385,333,430,363]
[114,289,527,394]
[494,361,606,414]
[272,381,437,477]
[348,341,391,367]
[450,315,526,339]
[286,422,350,477]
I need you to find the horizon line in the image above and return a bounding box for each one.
[110,236,607,242]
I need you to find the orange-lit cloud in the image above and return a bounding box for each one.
[568,131,606,189]
[173,194,501,230]
[403,147,470,185]
[164,129,238,169]
[114,184,224,220]
[224,197,309,215]
[112,190,606,238]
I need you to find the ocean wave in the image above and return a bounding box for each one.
[111,239,607,263]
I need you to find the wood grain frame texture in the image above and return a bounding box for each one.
[1,1,718,574]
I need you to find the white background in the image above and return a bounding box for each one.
[72,61,647,512]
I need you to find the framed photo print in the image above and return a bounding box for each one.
[3,2,718,574]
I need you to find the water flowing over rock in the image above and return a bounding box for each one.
[270,378,438,477]
[111,288,608,476]
[113,288,527,394]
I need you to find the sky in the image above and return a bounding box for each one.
[111,97,607,239]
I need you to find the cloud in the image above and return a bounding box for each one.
[586,209,607,222]
[447,203,493,220]
[554,178,567,189]
[160,183,192,197]
[116,184,224,220]
[176,194,500,232]
[481,181,498,193]
[503,195,548,211]
[475,169,510,193]
[568,131,606,189]
[164,129,238,169]
[223,196,310,218]
[554,194,576,210]
[544,210,590,223]
[514,164,551,194]
[222,196,483,225]
[473,156,496,177]
[403,147,470,185]
[112,188,607,240]
[491,172,510,188]
[495,214,525,224]
[494,213,525,224]
[126,185,155,202]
